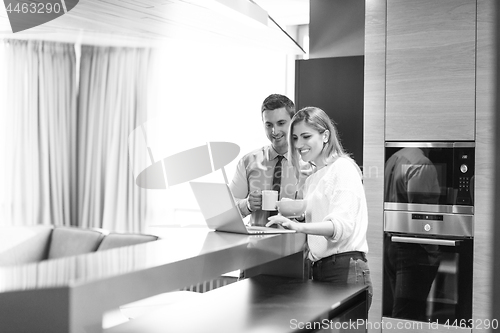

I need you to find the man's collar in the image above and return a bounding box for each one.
[267,145,287,161]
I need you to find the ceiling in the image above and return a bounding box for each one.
[0,0,309,52]
[254,0,309,26]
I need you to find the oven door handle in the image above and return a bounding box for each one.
[391,236,457,247]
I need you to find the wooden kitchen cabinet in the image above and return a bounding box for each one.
[385,0,476,141]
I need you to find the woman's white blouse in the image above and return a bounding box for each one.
[304,157,369,261]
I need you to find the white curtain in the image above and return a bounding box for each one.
[0,41,152,232]
[0,40,77,226]
[77,46,150,232]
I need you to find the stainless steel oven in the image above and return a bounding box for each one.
[383,212,473,326]
[383,142,474,329]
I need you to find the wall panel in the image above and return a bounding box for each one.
[364,0,386,330]
[473,0,495,331]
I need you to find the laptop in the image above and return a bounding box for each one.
[189,182,296,234]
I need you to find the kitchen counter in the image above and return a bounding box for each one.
[106,274,369,333]
[0,226,306,333]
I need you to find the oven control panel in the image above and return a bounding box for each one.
[412,214,443,233]
[412,213,443,221]
[384,211,474,238]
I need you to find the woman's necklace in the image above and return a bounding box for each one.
[311,162,328,173]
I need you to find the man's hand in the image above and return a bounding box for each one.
[247,190,262,212]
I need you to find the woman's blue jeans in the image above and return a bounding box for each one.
[311,252,373,310]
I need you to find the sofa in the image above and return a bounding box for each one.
[0,225,158,266]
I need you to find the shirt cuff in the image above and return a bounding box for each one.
[246,198,253,213]
[325,219,340,241]
[237,198,251,217]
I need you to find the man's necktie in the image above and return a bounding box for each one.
[269,155,284,217]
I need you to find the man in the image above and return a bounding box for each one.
[230,94,307,227]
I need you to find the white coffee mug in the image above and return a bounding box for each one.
[261,190,278,211]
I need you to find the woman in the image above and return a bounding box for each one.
[266,106,373,308]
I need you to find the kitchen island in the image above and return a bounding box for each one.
[0,225,368,332]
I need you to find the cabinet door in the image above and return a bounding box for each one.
[385,0,476,141]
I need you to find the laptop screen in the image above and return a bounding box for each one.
[190,182,234,220]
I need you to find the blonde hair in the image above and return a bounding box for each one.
[289,106,349,180]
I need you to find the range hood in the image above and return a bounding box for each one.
[0,0,305,53]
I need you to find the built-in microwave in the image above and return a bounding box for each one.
[384,142,475,214]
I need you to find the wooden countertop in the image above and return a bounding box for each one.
[0,226,306,333]
[106,274,369,333]
[104,275,367,333]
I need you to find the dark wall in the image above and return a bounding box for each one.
[295,56,364,167]
[309,0,365,58]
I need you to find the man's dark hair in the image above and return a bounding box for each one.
[261,94,295,118]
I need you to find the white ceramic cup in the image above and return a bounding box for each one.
[261,190,278,211]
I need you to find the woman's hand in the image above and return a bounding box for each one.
[268,216,335,237]
[266,215,303,232]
